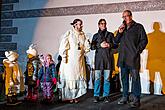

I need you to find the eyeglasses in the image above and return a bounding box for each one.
[122,15,130,19]
[99,22,106,25]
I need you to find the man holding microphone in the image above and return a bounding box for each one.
[115,10,148,108]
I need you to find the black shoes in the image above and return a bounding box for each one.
[117,97,128,104]
[93,96,109,103]
[6,96,22,106]
[129,98,140,108]
[130,101,140,108]
[103,97,109,103]
[93,96,99,103]
[118,96,140,108]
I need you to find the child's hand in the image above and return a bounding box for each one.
[36,79,40,87]
[52,78,57,85]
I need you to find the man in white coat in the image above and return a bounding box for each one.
[59,19,90,103]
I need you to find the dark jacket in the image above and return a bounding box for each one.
[115,21,148,69]
[91,29,115,70]
[38,63,57,82]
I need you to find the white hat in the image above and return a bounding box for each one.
[26,44,38,57]
[5,51,19,62]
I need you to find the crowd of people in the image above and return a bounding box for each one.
[0,10,148,108]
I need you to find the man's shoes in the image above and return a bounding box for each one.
[99,96,104,101]
[130,101,140,108]
[93,96,99,103]
[129,97,140,108]
[117,97,128,104]
[103,97,109,103]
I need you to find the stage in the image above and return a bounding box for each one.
[0,90,164,110]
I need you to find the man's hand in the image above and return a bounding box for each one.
[118,24,125,33]
[105,43,110,48]
[101,41,110,48]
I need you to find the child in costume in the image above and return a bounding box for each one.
[24,44,40,101]
[3,51,24,105]
[37,54,57,102]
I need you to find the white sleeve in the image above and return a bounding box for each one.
[59,30,70,58]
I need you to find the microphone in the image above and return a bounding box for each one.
[123,20,126,27]
[119,21,126,30]
[118,20,126,33]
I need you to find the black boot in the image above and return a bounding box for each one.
[93,96,99,103]
[7,96,13,105]
[129,98,140,108]
[103,97,109,103]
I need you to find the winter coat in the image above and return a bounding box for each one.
[38,63,57,82]
[114,21,148,69]
[91,29,115,70]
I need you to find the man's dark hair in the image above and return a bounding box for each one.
[70,19,83,26]
[98,19,106,25]
[123,10,132,16]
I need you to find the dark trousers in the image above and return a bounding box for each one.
[120,66,141,100]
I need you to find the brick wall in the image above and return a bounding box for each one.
[0,0,19,72]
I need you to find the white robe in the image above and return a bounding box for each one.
[59,28,90,100]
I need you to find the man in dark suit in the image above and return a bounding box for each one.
[115,10,148,108]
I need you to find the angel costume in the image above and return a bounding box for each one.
[59,28,90,100]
